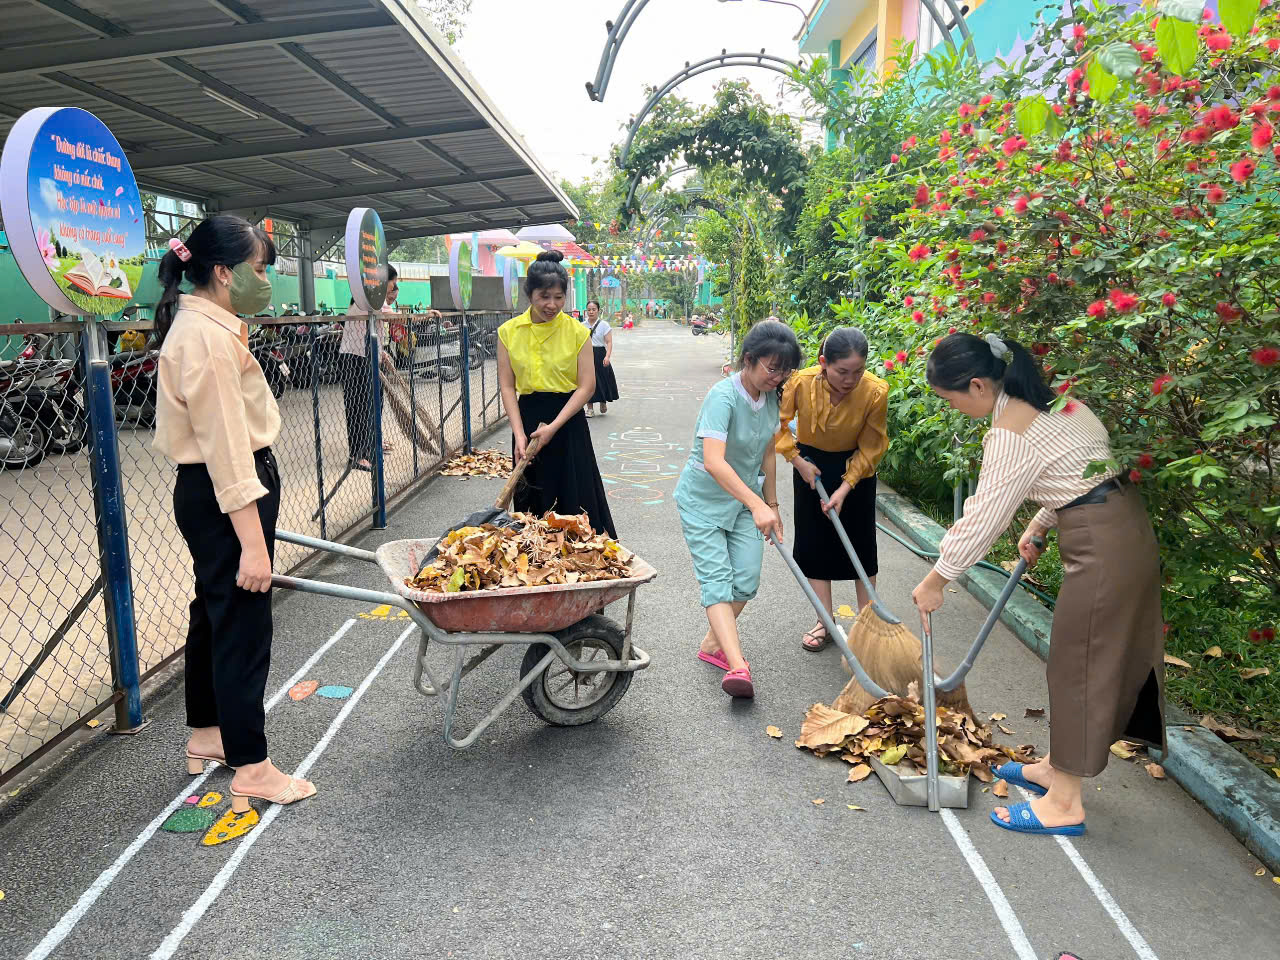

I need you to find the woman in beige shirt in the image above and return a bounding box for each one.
[154,215,315,814]
[912,333,1163,838]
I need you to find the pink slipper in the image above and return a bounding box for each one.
[721,664,754,698]
[697,649,730,671]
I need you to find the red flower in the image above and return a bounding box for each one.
[903,135,918,150]
[1162,292,1178,308]
[1063,400,1079,414]
[1216,301,1243,322]
[1129,469,1143,484]
[1087,300,1108,317]
[1001,135,1028,156]
[912,310,925,323]
[1137,453,1155,469]
[1205,30,1232,51]
[940,130,953,145]
[1231,158,1257,182]
[1108,289,1139,313]
[895,351,908,363]
[883,360,895,371]
[996,240,1008,254]
[982,292,996,304]
[1265,627,1277,641]
[1153,374,1175,395]
[1183,126,1212,145]
[948,326,958,334]
[908,243,931,262]
[959,103,975,118]
[938,147,956,161]
[915,182,930,206]
[1032,342,1051,356]
[1133,103,1152,128]
[1013,195,1029,214]
[1203,104,1241,130]
[890,153,900,163]
[969,228,988,242]
[904,295,914,307]
[993,205,1006,217]
[979,94,993,106]
[1205,184,1227,204]
[1057,140,1073,160]
[1073,24,1086,38]
[1252,346,1280,366]
[1250,629,1264,643]
[1102,200,1114,217]
[1067,68,1084,92]
[1270,37,1280,52]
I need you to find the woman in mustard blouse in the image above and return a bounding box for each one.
[497,251,616,537]
[776,328,889,651]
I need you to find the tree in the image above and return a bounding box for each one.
[389,235,448,263]
[417,0,472,44]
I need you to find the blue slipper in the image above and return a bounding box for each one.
[991,762,1048,797]
[991,800,1085,836]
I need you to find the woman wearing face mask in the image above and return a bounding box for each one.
[776,327,889,652]
[676,319,801,699]
[153,215,315,814]
[582,299,619,418]
[497,251,616,537]
[911,333,1164,837]
[339,264,400,471]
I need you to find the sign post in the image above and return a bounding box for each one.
[344,207,390,530]
[1,107,147,734]
[449,239,473,453]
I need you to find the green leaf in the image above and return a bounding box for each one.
[1098,42,1142,80]
[1044,110,1066,140]
[1086,57,1119,103]
[880,744,908,766]
[1219,0,1260,37]
[1156,0,1204,21]
[1015,95,1050,137]
[445,568,465,593]
[1156,16,1199,75]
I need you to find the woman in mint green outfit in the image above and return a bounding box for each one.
[675,320,801,699]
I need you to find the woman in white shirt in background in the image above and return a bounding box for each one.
[912,332,1164,838]
[582,299,619,417]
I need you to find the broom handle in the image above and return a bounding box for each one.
[921,612,941,812]
[811,471,899,624]
[492,425,547,511]
[769,536,891,700]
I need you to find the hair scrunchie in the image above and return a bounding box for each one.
[985,332,1010,361]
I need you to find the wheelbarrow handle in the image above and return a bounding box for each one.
[493,425,547,511]
[810,468,899,625]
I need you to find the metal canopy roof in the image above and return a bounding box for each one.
[0,0,576,249]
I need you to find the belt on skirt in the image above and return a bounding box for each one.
[1059,476,1124,511]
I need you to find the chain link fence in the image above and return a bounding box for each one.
[0,311,510,784]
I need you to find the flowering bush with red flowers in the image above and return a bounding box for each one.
[794,0,1279,743]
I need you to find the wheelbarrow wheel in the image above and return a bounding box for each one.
[520,615,633,727]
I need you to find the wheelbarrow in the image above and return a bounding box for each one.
[270,530,656,749]
[772,474,1040,811]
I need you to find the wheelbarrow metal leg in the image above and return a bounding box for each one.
[922,614,940,812]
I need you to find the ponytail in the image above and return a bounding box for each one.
[152,214,276,347]
[926,332,1055,411]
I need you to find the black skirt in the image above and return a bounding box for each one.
[513,392,617,538]
[591,345,620,403]
[791,443,878,581]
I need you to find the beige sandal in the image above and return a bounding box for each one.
[230,764,316,813]
[185,750,226,775]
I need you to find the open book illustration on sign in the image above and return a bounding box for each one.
[65,250,132,300]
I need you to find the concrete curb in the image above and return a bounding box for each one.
[875,486,1280,875]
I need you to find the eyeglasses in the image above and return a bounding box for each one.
[761,362,791,378]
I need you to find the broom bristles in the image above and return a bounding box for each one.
[831,603,979,724]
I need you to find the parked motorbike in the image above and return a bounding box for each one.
[8,356,88,454]
[248,330,290,399]
[0,366,48,469]
[110,349,159,427]
[291,322,344,389]
[690,317,709,336]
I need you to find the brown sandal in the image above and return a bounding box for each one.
[801,623,831,652]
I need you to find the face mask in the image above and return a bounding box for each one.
[228,262,272,315]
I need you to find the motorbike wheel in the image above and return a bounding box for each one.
[268,372,286,399]
[439,358,463,383]
[47,411,88,454]
[1,417,47,469]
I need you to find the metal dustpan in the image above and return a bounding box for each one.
[869,755,970,809]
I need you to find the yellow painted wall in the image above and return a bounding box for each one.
[840,0,989,78]
[838,3,881,71]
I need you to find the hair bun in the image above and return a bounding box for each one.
[535,250,564,263]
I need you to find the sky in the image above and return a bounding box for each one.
[454,0,816,185]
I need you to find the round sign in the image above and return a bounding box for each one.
[0,107,145,316]
[449,239,472,310]
[344,207,388,313]
[502,256,521,310]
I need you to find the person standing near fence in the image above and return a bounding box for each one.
[911,332,1165,837]
[152,215,315,814]
[339,264,398,471]
[497,251,616,537]
[582,299,619,418]
[775,328,888,653]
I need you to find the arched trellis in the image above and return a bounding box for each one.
[587,0,976,103]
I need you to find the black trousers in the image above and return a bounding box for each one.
[174,448,281,768]
[340,353,381,462]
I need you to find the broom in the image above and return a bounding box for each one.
[380,361,443,457]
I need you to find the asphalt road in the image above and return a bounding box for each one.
[1,321,1276,960]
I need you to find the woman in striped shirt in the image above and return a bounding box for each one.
[912,333,1164,838]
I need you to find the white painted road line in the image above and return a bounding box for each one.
[24,618,358,960]
[940,808,1040,960]
[148,623,413,960]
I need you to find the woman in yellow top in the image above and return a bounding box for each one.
[497,251,616,537]
[776,327,889,651]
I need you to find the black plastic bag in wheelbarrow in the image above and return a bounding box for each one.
[419,426,546,567]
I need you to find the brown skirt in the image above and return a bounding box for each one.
[1048,484,1166,777]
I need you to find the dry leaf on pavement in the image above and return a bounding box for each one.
[992,779,1009,798]
[797,704,870,750]
[998,723,1015,736]
[441,449,514,478]
[1163,653,1192,669]
[1257,868,1267,877]
[1203,645,1223,658]
[989,712,1007,722]
[812,798,825,806]
[1145,763,1166,779]
[847,805,866,811]
[846,764,873,783]
[1239,667,1271,680]
[1200,715,1263,743]
[766,725,783,739]
[1025,707,1045,718]
[1109,742,1137,760]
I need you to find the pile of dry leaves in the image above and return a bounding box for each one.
[407,511,633,594]
[796,695,1038,783]
[441,449,514,479]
